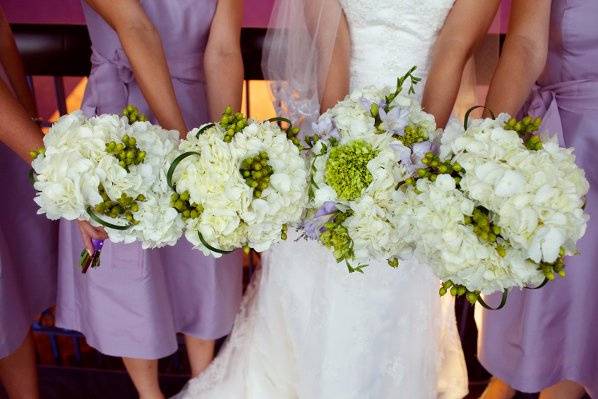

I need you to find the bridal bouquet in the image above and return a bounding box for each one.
[407,112,589,304]
[167,107,308,256]
[301,68,438,272]
[31,108,184,266]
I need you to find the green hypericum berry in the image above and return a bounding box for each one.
[281,224,288,240]
[325,140,378,201]
[466,292,478,304]
[30,147,46,160]
[240,153,274,198]
[558,269,566,278]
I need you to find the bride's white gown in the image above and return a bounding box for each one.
[177,0,468,398]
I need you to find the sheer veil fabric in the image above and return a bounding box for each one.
[263,0,342,132]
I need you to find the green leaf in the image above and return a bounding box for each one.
[86,207,131,231]
[464,106,496,130]
[167,151,201,190]
[477,290,509,310]
[195,123,215,139]
[345,261,368,274]
[266,117,292,127]
[198,232,234,255]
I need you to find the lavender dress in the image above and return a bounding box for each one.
[477,0,598,395]
[0,68,58,358]
[55,0,243,359]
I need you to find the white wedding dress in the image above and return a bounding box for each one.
[177,0,468,398]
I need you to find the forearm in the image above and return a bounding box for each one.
[484,37,547,115]
[117,24,187,135]
[0,79,43,163]
[204,50,243,119]
[318,11,350,112]
[0,11,37,117]
[421,41,470,128]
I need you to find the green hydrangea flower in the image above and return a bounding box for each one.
[324,140,378,201]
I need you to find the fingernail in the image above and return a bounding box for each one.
[87,249,93,256]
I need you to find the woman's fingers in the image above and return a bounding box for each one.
[77,220,108,254]
[78,220,95,255]
[94,225,109,240]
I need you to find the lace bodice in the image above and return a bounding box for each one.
[338,0,455,94]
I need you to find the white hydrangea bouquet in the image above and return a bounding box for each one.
[406,109,589,306]
[167,107,308,257]
[31,106,184,271]
[300,67,439,273]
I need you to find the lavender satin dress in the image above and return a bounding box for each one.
[0,68,58,358]
[477,1,598,395]
[55,0,243,359]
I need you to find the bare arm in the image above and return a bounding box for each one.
[0,79,43,162]
[85,0,187,135]
[204,0,244,120]
[0,7,38,117]
[421,0,501,128]
[484,0,551,115]
[306,0,351,112]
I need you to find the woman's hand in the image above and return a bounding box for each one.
[78,220,108,255]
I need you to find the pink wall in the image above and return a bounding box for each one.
[3,0,509,31]
[2,0,275,27]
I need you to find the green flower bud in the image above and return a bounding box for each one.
[370,103,379,117]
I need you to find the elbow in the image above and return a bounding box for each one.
[505,34,548,78]
[204,42,243,72]
[430,38,474,71]
[115,16,159,41]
